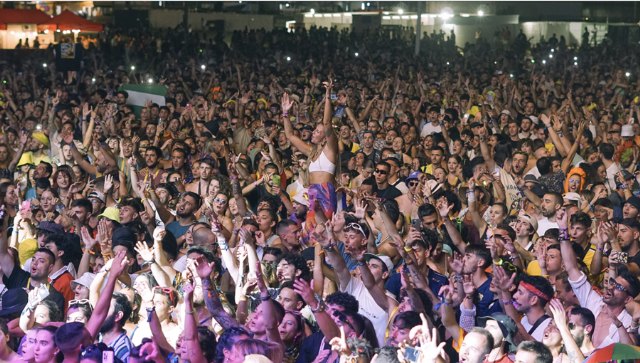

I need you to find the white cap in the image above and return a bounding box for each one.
[364,253,394,272]
[292,190,309,207]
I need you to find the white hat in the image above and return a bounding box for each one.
[528,115,539,125]
[364,253,394,272]
[292,190,309,207]
[71,272,96,289]
[500,109,511,117]
[622,124,634,137]
[563,192,582,208]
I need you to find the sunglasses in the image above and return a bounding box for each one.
[608,277,629,294]
[408,180,419,187]
[213,198,228,204]
[345,223,366,237]
[69,299,91,307]
[153,286,178,304]
[374,169,388,175]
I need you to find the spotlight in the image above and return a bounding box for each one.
[148,78,153,84]
[200,64,206,70]
[131,65,136,71]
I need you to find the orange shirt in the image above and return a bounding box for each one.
[51,271,74,313]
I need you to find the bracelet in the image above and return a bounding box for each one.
[558,228,569,241]
[502,299,513,305]
[282,112,289,117]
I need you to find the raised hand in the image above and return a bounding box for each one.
[194,255,214,280]
[281,93,293,114]
[80,226,97,251]
[135,241,154,263]
[449,253,463,274]
[103,174,113,194]
[110,250,129,277]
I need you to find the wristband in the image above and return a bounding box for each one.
[260,294,271,302]
[502,299,513,305]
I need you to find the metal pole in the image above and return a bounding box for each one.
[415,1,423,55]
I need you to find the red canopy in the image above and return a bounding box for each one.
[38,10,103,32]
[0,8,51,30]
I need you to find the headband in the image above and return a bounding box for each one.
[520,281,550,302]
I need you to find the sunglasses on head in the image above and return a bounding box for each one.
[153,286,177,304]
[68,299,91,307]
[345,223,366,237]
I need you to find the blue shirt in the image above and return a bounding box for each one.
[476,274,502,317]
[166,220,190,240]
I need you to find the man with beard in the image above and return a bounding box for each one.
[1,248,65,313]
[593,218,640,277]
[458,244,499,317]
[536,192,562,236]
[510,151,529,178]
[98,292,133,360]
[502,274,554,342]
[137,146,166,188]
[63,132,117,176]
[115,90,128,109]
[558,210,640,348]
[567,307,596,358]
[275,220,304,253]
[275,252,310,284]
[165,191,200,243]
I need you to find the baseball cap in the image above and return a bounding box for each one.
[37,221,65,235]
[563,192,582,208]
[292,190,309,207]
[625,196,640,211]
[364,253,394,273]
[478,313,517,351]
[87,191,105,203]
[405,171,421,183]
[517,214,538,235]
[500,109,512,117]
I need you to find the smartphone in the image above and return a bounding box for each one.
[330,93,337,101]
[404,347,420,362]
[271,174,281,186]
[411,219,421,231]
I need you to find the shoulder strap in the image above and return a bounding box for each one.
[527,314,550,335]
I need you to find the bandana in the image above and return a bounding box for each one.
[520,281,550,302]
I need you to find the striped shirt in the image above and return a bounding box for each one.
[101,332,132,362]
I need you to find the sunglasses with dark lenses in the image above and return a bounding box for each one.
[608,278,629,294]
[374,169,388,175]
[408,180,419,186]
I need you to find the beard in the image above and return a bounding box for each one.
[100,313,117,334]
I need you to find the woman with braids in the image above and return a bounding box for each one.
[282,81,338,232]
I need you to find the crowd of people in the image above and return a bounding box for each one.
[0,21,639,363]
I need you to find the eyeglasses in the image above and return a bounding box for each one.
[213,198,228,204]
[374,169,388,175]
[345,223,366,237]
[68,299,91,307]
[608,278,629,294]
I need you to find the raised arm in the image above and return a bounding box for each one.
[255,261,285,347]
[86,250,129,338]
[281,93,312,156]
[0,210,15,279]
[181,281,207,363]
[196,256,240,330]
[557,209,582,281]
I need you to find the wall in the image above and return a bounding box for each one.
[148,9,274,31]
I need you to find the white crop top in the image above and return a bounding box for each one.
[308,151,336,174]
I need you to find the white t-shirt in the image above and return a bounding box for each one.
[520,315,551,342]
[536,217,558,236]
[420,122,442,137]
[343,277,388,347]
[606,162,620,190]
